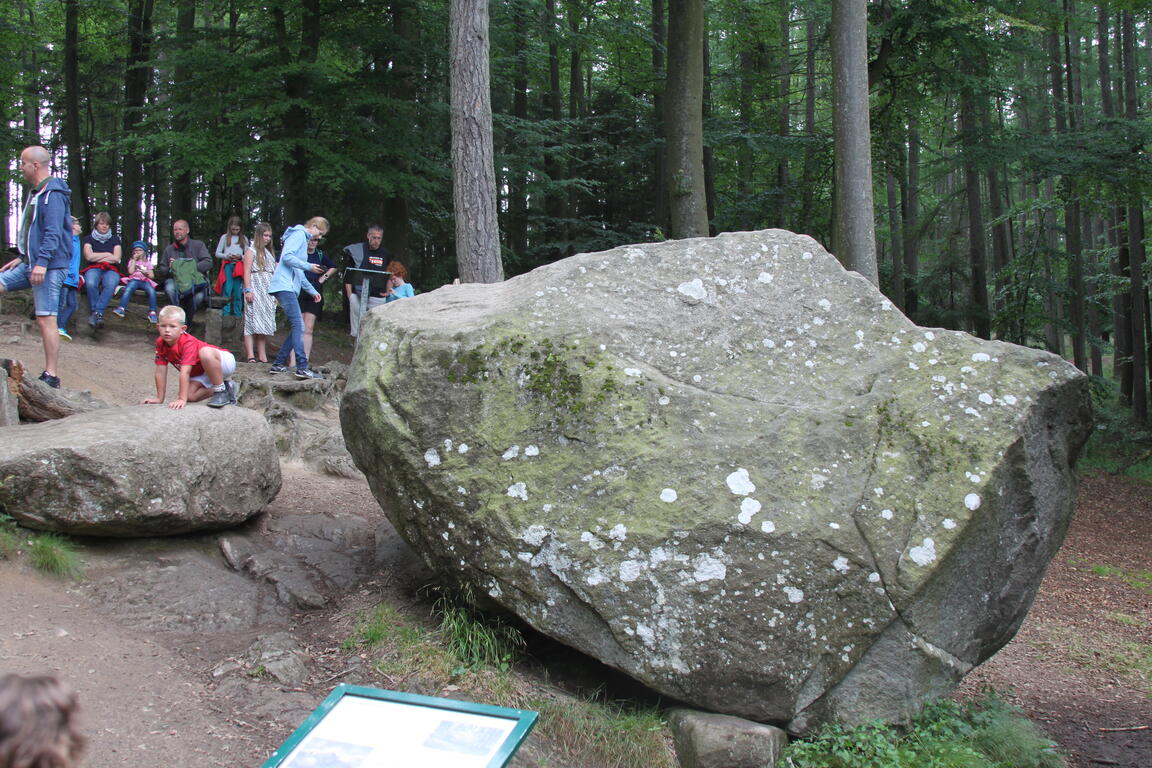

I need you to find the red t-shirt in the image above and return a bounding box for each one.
[154,333,223,377]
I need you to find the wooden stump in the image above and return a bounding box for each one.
[0,359,111,423]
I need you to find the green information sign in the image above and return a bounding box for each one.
[262,684,538,768]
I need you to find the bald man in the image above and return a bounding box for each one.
[0,146,72,389]
[156,219,212,323]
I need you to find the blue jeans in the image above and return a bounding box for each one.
[165,278,208,320]
[85,268,119,314]
[57,285,78,329]
[118,279,158,312]
[272,289,308,370]
[0,263,65,315]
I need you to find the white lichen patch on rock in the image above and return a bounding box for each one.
[726,468,756,495]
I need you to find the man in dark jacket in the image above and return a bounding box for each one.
[0,146,71,388]
[156,219,212,322]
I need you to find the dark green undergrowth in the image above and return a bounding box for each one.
[778,695,1065,768]
[1078,376,1152,482]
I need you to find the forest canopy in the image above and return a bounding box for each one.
[2,0,1151,414]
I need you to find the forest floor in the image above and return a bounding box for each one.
[0,309,1149,768]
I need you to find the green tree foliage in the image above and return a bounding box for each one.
[3,0,1151,415]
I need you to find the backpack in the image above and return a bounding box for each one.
[170,257,207,293]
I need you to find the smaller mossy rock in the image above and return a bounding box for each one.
[0,405,280,536]
[340,229,1091,732]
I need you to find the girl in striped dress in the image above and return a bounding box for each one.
[241,222,277,363]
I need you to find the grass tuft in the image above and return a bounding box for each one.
[0,514,82,578]
[435,596,524,673]
[27,533,83,579]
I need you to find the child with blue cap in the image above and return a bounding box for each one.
[113,239,159,322]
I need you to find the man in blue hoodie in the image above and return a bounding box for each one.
[0,146,72,389]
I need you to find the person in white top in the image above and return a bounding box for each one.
[214,215,248,317]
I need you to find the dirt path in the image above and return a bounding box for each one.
[2,315,1150,768]
[0,560,268,767]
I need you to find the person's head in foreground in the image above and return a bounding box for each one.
[0,674,85,768]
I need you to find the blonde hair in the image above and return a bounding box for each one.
[158,305,186,325]
[93,211,111,226]
[251,222,275,272]
[0,674,86,768]
[305,216,330,235]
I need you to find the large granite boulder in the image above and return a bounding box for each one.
[340,230,1091,732]
[0,405,280,536]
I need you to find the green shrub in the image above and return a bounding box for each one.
[778,695,1065,768]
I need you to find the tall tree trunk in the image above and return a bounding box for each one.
[800,17,818,235]
[63,0,90,227]
[734,9,760,212]
[451,0,503,282]
[902,117,921,318]
[702,16,716,231]
[885,165,904,309]
[664,0,708,238]
[959,80,990,339]
[1100,5,1126,383]
[830,0,878,283]
[776,1,792,223]
[275,0,321,226]
[1122,10,1146,421]
[383,0,416,263]
[652,0,668,235]
[121,0,155,245]
[1064,1,1087,371]
[506,0,530,262]
[172,0,196,218]
[20,1,40,153]
[542,0,566,249]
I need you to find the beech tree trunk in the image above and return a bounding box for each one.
[830,0,878,283]
[450,0,503,282]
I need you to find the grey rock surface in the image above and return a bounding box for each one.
[340,230,1092,731]
[668,709,787,768]
[0,405,280,536]
[218,509,381,610]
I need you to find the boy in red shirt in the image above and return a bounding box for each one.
[143,304,236,408]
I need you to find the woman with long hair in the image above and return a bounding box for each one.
[215,215,248,317]
[268,216,327,379]
[241,222,277,363]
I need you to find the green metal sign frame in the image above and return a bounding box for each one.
[261,683,538,768]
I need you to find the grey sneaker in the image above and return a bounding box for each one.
[294,367,323,380]
[38,371,61,389]
[269,364,287,374]
[227,380,239,405]
[206,386,231,408]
